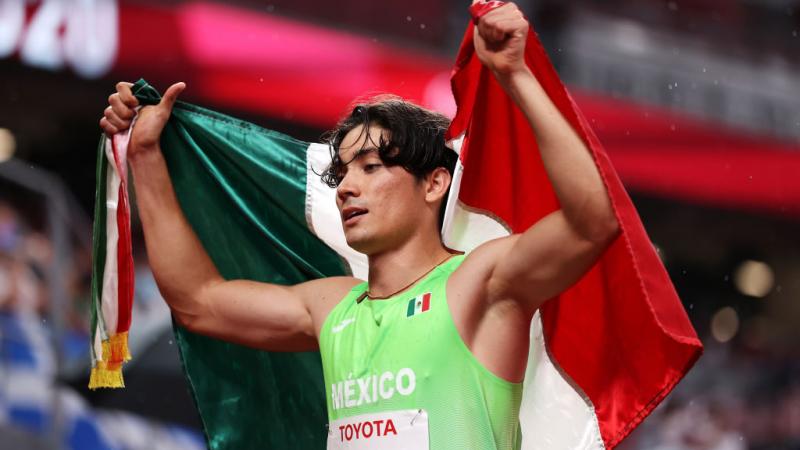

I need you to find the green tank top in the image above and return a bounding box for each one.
[319,255,522,449]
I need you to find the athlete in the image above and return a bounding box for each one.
[99,3,619,449]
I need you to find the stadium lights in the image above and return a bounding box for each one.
[612,20,649,56]
[0,128,16,162]
[711,306,739,343]
[734,260,775,298]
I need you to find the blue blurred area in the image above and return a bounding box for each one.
[0,198,204,450]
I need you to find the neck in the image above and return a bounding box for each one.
[366,233,454,299]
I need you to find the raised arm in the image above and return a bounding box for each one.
[458,3,620,315]
[100,83,356,351]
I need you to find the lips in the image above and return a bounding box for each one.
[341,206,368,224]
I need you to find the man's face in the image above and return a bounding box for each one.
[335,124,428,255]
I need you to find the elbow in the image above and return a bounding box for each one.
[162,291,204,332]
[594,213,620,246]
[173,309,199,331]
[158,282,216,333]
[176,277,227,334]
[582,210,620,247]
[570,191,620,247]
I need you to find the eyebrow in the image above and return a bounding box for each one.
[334,146,379,180]
[348,146,379,162]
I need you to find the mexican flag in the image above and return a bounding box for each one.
[89,122,136,389]
[406,293,432,317]
[90,5,702,449]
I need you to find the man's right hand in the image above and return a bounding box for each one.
[99,81,186,154]
[97,80,356,353]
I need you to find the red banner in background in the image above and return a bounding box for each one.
[114,1,800,218]
[4,1,798,217]
[115,2,452,126]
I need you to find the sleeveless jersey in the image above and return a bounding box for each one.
[319,255,522,449]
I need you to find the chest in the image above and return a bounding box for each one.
[323,291,451,375]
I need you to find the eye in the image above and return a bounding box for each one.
[364,163,382,173]
[334,169,346,185]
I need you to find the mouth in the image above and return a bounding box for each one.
[342,207,368,225]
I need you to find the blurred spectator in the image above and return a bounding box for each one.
[621,338,800,449]
[0,197,202,450]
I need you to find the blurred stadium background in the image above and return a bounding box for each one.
[0,0,798,449]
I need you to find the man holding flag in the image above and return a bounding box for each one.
[96,1,699,449]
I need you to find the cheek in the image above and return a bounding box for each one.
[371,179,398,213]
[374,177,422,219]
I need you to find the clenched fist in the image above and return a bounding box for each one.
[472,2,529,76]
[99,81,186,155]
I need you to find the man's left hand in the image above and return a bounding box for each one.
[473,2,529,76]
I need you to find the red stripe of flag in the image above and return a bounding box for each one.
[111,139,134,334]
[421,292,431,312]
[448,3,702,447]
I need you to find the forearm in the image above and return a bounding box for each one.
[128,147,223,318]
[495,68,618,241]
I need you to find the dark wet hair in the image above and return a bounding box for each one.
[320,96,457,227]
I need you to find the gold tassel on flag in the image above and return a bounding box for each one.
[88,332,131,389]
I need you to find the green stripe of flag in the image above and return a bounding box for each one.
[90,136,108,363]
[406,297,417,317]
[130,80,349,449]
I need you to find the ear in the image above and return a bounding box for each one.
[424,167,452,204]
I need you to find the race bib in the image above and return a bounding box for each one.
[327,409,429,450]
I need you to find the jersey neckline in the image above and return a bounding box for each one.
[352,253,465,303]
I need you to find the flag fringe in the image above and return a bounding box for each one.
[88,332,131,390]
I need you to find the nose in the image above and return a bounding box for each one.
[336,171,360,204]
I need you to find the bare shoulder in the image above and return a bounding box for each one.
[450,235,520,291]
[292,276,363,334]
[447,235,520,317]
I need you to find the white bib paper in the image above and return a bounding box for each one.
[327,409,429,450]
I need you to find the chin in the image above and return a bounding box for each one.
[344,232,381,256]
[343,232,368,254]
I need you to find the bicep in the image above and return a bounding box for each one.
[484,210,611,311]
[183,278,345,352]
